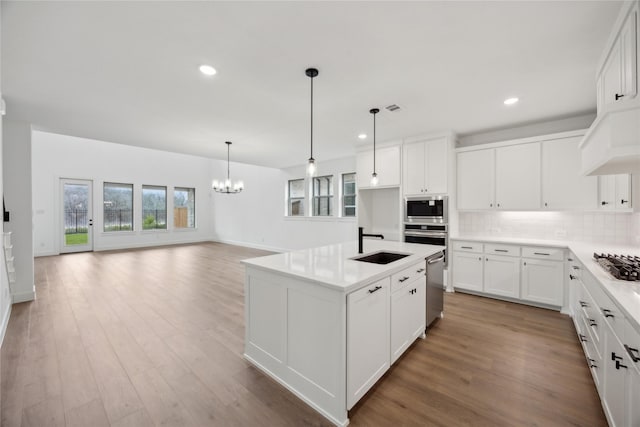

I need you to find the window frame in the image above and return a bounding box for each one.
[103,182,134,232]
[141,185,168,230]
[312,175,334,217]
[341,172,356,217]
[287,178,305,216]
[173,187,196,229]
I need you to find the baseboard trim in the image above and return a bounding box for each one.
[0,302,11,348]
[210,238,287,253]
[95,238,213,252]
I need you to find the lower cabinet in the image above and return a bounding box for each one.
[347,277,390,409]
[390,277,426,364]
[603,324,629,427]
[451,252,483,292]
[521,258,564,306]
[484,254,520,299]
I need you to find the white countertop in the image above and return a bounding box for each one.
[452,234,640,334]
[242,240,445,293]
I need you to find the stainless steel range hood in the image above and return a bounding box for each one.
[579,104,640,176]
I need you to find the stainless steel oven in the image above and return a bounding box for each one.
[405,195,448,224]
[404,223,448,266]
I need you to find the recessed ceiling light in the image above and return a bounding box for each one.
[504,97,519,105]
[358,133,367,140]
[199,65,217,76]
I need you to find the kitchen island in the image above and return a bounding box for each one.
[242,240,445,426]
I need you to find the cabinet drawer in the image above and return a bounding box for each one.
[350,277,391,302]
[567,253,583,280]
[521,246,564,261]
[484,243,520,257]
[452,241,483,253]
[391,261,426,293]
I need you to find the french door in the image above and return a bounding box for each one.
[61,179,93,253]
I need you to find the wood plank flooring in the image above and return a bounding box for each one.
[1,242,607,426]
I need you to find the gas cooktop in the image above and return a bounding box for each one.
[594,253,640,282]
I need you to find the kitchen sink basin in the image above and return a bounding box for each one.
[352,251,410,265]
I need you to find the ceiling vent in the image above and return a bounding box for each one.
[385,104,401,112]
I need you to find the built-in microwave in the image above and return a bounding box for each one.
[404,195,448,224]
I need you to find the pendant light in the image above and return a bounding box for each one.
[212,141,244,194]
[306,67,319,176]
[370,108,380,186]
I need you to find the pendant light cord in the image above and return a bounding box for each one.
[310,75,314,159]
[227,143,230,181]
[373,112,376,173]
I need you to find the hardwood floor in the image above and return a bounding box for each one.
[1,242,606,426]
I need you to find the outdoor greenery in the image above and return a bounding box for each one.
[143,214,158,230]
[65,233,88,245]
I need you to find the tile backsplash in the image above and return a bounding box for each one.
[458,211,640,246]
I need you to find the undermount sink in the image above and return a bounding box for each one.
[352,251,410,265]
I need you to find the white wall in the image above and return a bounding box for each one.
[3,120,34,303]
[32,131,214,255]
[211,156,358,251]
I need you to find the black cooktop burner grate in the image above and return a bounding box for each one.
[593,253,640,281]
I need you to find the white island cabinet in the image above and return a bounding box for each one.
[242,240,444,426]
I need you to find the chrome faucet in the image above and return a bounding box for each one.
[358,227,384,254]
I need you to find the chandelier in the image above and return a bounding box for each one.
[212,141,243,194]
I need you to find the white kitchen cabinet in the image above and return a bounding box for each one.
[521,258,564,307]
[603,325,628,427]
[599,174,632,211]
[495,142,541,210]
[390,277,426,364]
[541,137,598,210]
[483,254,520,299]
[452,251,484,292]
[403,137,447,195]
[598,7,638,111]
[457,149,495,210]
[356,145,401,189]
[628,363,640,427]
[347,277,390,409]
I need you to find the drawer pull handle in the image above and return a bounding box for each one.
[616,360,628,370]
[588,358,597,369]
[494,249,508,253]
[572,266,580,270]
[588,319,597,327]
[568,258,574,261]
[569,274,576,280]
[625,345,640,363]
[409,288,417,295]
[602,308,614,318]
[579,334,587,342]
[612,352,622,361]
[461,246,472,249]
[534,252,550,256]
[579,300,587,307]
[399,276,410,283]
[368,285,382,294]
[621,199,629,204]
[615,93,625,100]
[416,268,425,274]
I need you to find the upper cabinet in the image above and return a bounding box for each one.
[598,174,633,211]
[542,136,598,210]
[356,145,401,189]
[403,136,448,195]
[597,7,638,111]
[495,143,541,210]
[458,130,601,211]
[581,1,640,176]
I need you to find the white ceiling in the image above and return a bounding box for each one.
[1,1,622,168]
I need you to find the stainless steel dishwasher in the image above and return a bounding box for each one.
[426,251,445,329]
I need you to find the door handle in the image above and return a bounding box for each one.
[428,256,445,264]
[89,219,93,226]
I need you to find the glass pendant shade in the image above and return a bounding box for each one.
[213,141,243,194]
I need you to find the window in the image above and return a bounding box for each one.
[342,173,356,217]
[288,179,305,216]
[103,182,133,232]
[142,185,167,230]
[312,175,333,216]
[174,187,195,228]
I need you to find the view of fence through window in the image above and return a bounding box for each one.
[142,185,167,230]
[174,187,195,228]
[63,183,89,245]
[103,182,133,232]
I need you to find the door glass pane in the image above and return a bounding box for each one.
[64,183,89,245]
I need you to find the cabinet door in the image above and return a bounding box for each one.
[425,138,448,194]
[483,254,520,299]
[599,175,616,210]
[403,141,426,195]
[615,174,632,209]
[628,364,640,427]
[347,278,390,409]
[452,252,483,292]
[602,39,623,108]
[495,142,541,210]
[620,8,638,100]
[457,149,494,210]
[521,258,564,306]
[390,278,426,364]
[356,150,374,189]
[603,326,627,427]
[541,137,597,210]
[377,146,401,187]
